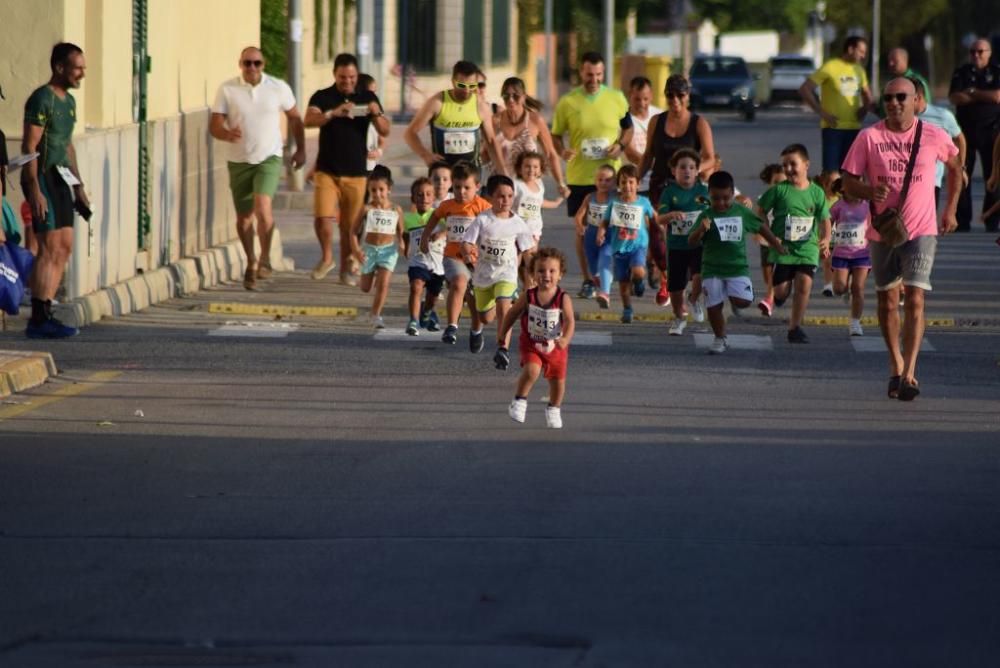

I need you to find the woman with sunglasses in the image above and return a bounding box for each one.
[638,74,715,300]
[490,78,568,199]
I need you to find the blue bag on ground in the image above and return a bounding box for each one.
[0,240,34,316]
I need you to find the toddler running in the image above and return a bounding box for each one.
[512,151,563,287]
[498,247,576,429]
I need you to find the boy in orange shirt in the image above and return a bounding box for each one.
[420,162,490,349]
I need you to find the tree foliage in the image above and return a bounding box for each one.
[261,0,288,80]
[824,0,949,53]
[691,0,816,36]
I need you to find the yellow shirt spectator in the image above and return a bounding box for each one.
[552,85,629,185]
[808,58,869,130]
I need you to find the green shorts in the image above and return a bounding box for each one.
[474,281,517,313]
[227,156,282,215]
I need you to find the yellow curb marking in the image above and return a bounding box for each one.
[208,303,357,317]
[0,370,121,423]
[803,316,955,327]
[580,311,673,322]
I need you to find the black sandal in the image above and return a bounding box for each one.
[888,375,901,399]
[898,378,920,401]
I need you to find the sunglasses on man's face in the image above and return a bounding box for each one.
[970,49,989,55]
[242,60,263,68]
[454,81,478,90]
[885,92,909,103]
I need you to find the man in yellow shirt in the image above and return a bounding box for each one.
[551,52,633,293]
[799,36,874,171]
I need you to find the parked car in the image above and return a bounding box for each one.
[768,54,815,104]
[688,55,758,121]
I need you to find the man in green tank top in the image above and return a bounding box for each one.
[404,61,505,172]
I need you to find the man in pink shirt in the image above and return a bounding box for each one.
[841,78,962,401]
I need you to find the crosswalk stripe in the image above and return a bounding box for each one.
[693,333,773,350]
[374,329,614,346]
[850,337,935,353]
[209,322,300,338]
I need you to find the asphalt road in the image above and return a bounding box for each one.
[2,108,999,667]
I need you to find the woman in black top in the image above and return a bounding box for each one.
[639,75,715,281]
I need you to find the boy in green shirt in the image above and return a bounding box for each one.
[689,171,786,354]
[757,144,831,343]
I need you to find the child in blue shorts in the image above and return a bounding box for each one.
[573,164,616,301]
[597,165,657,323]
[350,166,405,329]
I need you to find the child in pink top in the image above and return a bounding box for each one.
[829,178,871,336]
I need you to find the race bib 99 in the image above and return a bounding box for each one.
[581,137,610,160]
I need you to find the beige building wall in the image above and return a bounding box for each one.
[1,0,261,300]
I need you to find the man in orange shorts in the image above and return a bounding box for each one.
[305,53,390,284]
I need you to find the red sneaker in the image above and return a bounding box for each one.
[758,297,773,317]
[655,284,670,306]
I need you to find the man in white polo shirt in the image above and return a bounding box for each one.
[211,46,305,289]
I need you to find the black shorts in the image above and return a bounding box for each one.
[667,247,702,292]
[772,263,816,285]
[408,266,445,296]
[566,185,597,217]
[35,166,75,233]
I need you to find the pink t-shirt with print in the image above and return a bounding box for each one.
[840,119,957,242]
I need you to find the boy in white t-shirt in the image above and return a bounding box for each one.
[462,174,535,370]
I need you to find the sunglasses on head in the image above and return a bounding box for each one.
[454,81,478,90]
[242,59,263,67]
[885,92,909,103]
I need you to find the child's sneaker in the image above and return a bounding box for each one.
[655,283,670,306]
[632,277,646,297]
[689,296,705,323]
[442,324,458,344]
[508,398,527,423]
[595,292,610,309]
[544,405,563,429]
[405,319,419,336]
[757,297,773,317]
[708,336,728,354]
[577,280,595,298]
[371,315,385,330]
[822,282,834,297]
[787,326,809,343]
[668,317,687,336]
[621,306,634,324]
[426,310,440,332]
[469,329,484,353]
[493,347,510,370]
[849,319,864,337]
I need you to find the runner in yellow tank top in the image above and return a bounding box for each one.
[405,60,505,172]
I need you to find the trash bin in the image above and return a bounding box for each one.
[615,55,672,108]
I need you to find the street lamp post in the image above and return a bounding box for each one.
[872,0,881,95]
[604,0,615,87]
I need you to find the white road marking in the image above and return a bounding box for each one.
[374,329,614,345]
[851,337,935,353]
[693,333,773,351]
[209,321,300,338]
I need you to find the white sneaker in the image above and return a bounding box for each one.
[690,297,705,323]
[708,336,728,354]
[544,405,562,429]
[668,317,687,336]
[508,398,527,423]
[849,319,864,337]
[371,315,385,329]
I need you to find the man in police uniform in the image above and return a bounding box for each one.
[949,38,1000,231]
